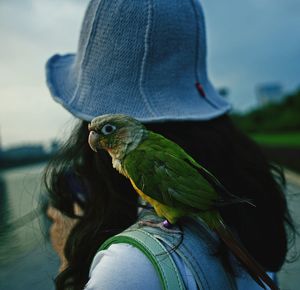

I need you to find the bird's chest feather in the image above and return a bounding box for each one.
[128,177,185,224]
[111,157,127,176]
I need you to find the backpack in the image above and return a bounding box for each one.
[99,210,238,290]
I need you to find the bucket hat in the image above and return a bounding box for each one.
[46,0,231,122]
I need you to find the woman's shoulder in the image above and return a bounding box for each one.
[84,215,271,290]
[85,240,199,290]
[84,243,162,290]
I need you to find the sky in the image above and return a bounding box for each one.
[0,0,299,148]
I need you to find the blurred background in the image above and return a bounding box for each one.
[0,0,299,289]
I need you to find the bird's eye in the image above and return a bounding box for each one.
[101,124,116,135]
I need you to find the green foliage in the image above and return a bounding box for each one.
[231,90,300,171]
[250,133,300,148]
[232,90,300,134]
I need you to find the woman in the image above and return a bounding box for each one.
[45,0,295,289]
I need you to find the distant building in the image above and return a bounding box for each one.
[256,83,284,106]
[0,128,2,160]
[50,141,60,154]
[218,87,230,98]
[0,144,50,168]
[0,127,2,153]
[2,144,46,160]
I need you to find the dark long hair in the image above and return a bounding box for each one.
[44,114,295,290]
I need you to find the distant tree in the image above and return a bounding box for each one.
[231,90,300,133]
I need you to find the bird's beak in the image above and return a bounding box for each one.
[88,130,102,152]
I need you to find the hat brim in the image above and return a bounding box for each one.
[46,54,82,116]
[46,53,231,122]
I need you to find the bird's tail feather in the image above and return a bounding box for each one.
[215,221,278,290]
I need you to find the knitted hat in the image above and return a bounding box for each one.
[46,0,231,122]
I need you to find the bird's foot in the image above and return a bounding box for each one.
[138,220,182,234]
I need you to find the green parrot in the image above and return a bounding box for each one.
[88,114,277,290]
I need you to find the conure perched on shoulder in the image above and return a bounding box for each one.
[88,114,277,290]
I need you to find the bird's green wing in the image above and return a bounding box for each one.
[123,132,218,211]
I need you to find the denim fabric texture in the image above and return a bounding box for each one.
[95,209,269,289]
[87,210,274,289]
[46,0,231,122]
[134,210,238,289]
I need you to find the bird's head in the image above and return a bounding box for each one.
[88,114,147,158]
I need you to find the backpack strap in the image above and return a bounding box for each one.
[99,228,186,290]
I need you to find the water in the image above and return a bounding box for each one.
[0,163,59,290]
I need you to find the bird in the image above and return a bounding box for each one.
[88,114,278,290]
